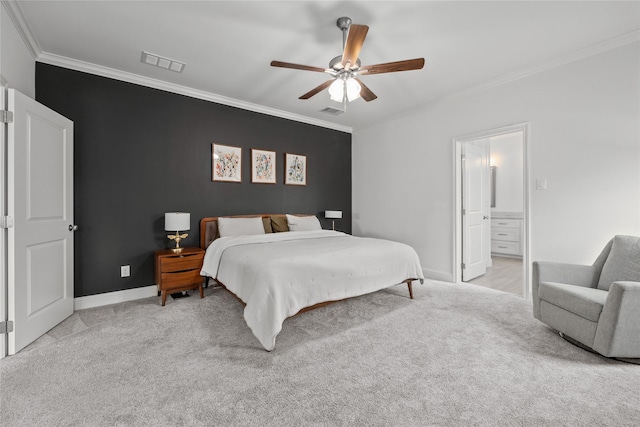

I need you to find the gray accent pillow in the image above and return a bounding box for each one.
[597,235,640,291]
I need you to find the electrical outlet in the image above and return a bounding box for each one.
[120,265,130,278]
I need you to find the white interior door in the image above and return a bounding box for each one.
[1,89,6,359]
[7,89,74,355]
[462,143,489,281]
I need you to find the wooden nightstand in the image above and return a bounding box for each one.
[154,247,205,306]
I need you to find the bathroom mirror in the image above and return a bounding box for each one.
[490,166,496,208]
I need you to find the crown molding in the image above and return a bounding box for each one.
[449,29,640,101]
[7,0,636,135]
[3,0,351,132]
[36,52,353,134]
[355,29,640,132]
[1,1,41,60]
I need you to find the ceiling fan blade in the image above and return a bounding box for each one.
[270,61,327,73]
[299,79,335,100]
[355,78,377,102]
[341,24,369,69]
[359,58,425,75]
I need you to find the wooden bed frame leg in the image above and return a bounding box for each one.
[406,280,414,299]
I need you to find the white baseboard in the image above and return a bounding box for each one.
[422,268,454,283]
[74,285,157,310]
[74,269,452,310]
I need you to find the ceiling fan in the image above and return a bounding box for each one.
[270,17,425,107]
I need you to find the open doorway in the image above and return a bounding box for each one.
[453,124,530,298]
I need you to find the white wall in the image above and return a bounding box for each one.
[490,132,523,213]
[353,43,640,281]
[1,3,36,96]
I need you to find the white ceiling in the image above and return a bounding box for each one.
[12,1,640,132]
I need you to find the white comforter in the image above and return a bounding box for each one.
[200,230,424,351]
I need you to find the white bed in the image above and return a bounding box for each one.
[199,215,424,351]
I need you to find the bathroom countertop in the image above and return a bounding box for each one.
[491,211,523,220]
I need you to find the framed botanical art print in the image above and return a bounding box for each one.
[212,143,242,182]
[285,153,306,186]
[251,149,276,184]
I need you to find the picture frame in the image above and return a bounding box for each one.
[251,149,277,184]
[212,143,242,182]
[284,153,306,186]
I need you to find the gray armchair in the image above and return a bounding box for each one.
[532,235,640,358]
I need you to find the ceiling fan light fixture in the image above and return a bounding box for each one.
[329,77,361,103]
[328,79,345,102]
[346,78,361,102]
[270,16,424,106]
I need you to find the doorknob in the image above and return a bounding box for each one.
[483,216,489,220]
[69,224,79,231]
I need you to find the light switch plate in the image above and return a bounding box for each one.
[536,178,547,190]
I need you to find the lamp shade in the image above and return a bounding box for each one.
[165,212,190,231]
[325,210,343,219]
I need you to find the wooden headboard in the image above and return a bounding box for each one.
[199,214,309,249]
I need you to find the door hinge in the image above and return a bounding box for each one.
[461,263,466,270]
[1,216,14,229]
[462,208,466,215]
[0,321,14,334]
[0,110,13,123]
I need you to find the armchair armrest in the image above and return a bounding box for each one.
[533,261,600,288]
[532,261,600,320]
[594,281,640,358]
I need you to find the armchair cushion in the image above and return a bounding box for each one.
[532,261,599,320]
[597,235,640,291]
[538,282,607,322]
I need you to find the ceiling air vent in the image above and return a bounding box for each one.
[319,106,345,116]
[141,51,185,73]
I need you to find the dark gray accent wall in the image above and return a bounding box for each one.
[36,63,351,297]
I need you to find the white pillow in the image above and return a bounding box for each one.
[218,217,265,237]
[286,214,321,231]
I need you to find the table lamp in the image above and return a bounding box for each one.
[325,210,342,231]
[165,212,190,251]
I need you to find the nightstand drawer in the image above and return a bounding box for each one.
[160,254,204,273]
[160,269,203,289]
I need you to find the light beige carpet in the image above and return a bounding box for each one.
[1,280,639,426]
